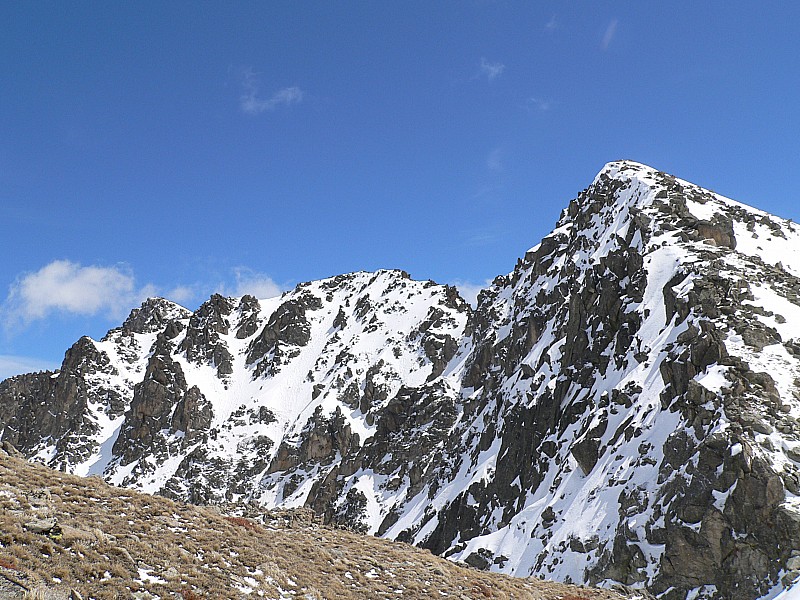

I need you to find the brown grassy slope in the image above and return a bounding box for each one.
[0,449,631,600]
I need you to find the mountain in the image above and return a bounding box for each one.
[3,161,800,600]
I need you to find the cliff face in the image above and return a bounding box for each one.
[3,161,800,599]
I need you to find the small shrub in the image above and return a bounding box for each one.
[10,545,33,563]
[0,555,17,570]
[471,581,494,597]
[39,542,54,556]
[108,562,130,579]
[50,565,72,580]
[181,589,203,600]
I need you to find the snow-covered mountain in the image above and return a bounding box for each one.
[3,161,800,600]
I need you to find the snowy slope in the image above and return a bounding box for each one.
[3,161,800,600]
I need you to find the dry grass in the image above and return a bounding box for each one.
[0,450,629,599]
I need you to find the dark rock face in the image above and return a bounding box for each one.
[269,406,358,476]
[0,371,57,453]
[235,295,262,339]
[4,162,800,599]
[122,297,190,334]
[179,294,234,377]
[0,336,128,470]
[246,291,323,377]
[171,386,213,441]
[113,334,190,466]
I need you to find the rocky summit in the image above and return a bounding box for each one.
[3,161,800,600]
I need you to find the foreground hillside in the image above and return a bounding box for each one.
[0,447,631,599]
[3,161,800,598]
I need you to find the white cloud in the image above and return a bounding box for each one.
[1,261,288,336]
[450,279,493,308]
[545,14,558,31]
[171,268,284,304]
[163,285,197,305]
[479,58,506,81]
[240,68,304,115]
[602,19,618,50]
[219,267,283,299]
[0,355,60,380]
[2,260,154,329]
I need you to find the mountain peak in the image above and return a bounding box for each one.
[121,297,191,334]
[599,158,656,176]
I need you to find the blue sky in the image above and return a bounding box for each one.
[2,2,800,378]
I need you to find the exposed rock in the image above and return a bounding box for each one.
[122,297,190,334]
[170,386,213,441]
[112,334,188,466]
[235,294,262,339]
[179,294,235,377]
[695,217,736,249]
[24,517,61,537]
[246,291,323,377]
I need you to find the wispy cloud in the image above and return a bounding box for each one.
[240,68,304,115]
[1,260,155,329]
[479,58,506,81]
[526,97,551,112]
[227,267,283,299]
[449,279,494,308]
[470,183,502,202]
[487,147,503,173]
[545,14,558,31]
[163,285,197,305]
[1,261,287,335]
[0,355,60,380]
[146,267,285,305]
[465,231,501,246]
[602,19,618,50]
